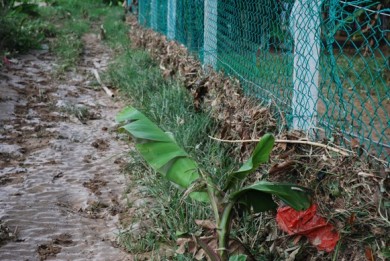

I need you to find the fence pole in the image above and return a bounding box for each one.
[204,0,218,69]
[290,0,323,132]
[167,0,177,40]
[151,0,158,30]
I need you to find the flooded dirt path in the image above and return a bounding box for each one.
[0,33,132,260]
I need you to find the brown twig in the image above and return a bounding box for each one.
[208,135,352,156]
[91,69,114,98]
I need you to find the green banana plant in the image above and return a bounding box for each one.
[117,106,311,261]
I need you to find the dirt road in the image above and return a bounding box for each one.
[0,33,132,260]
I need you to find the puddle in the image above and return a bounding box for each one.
[0,33,133,260]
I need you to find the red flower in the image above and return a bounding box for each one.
[276,204,339,252]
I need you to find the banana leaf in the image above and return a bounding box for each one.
[231,181,311,211]
[225,134,274,191]
[116,106,208,202]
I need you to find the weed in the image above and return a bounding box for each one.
[88,201,109,213]
[64,20,90,37]
[37,0,116,72]
[102,7,129,50]
[0,1,47,55]
[34,88,48,102]
[119,229,159,254]
[122,152,210,259]
[41,5,90,72]
[0,220,16,247]
[51,33,84,72]
[88,8,110,22]
[60,103,91,123]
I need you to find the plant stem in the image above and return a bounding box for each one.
[218,201,235,261]
[200,170,220,225]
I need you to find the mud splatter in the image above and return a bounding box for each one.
[83,177,108,195]
[91,138,110,150]
[37,243,61,261]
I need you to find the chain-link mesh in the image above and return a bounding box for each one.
[138,0,389,161]
[138,0,151,27]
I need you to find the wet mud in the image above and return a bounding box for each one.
[0,33,132,260]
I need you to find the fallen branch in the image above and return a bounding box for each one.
[208,136,352,156]
[91,68,114,98]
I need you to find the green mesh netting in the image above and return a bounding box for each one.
[138,0,390,161]
[156,0,168,34]
[138,0,151,27]
[175,0,204,52]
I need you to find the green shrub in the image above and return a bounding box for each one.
[0,1,47,54]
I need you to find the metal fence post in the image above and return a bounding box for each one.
[290,0,323,132]
[204,0,218,69]
[167,0,177,40]
[151,0,158,30]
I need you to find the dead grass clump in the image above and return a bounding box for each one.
[126,15,389,260]
[267,135,389,260]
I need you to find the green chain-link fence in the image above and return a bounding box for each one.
[138,0,390,162]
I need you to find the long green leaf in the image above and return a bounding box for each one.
[136,142,187,170]
[165,157,199,188]
[118,107,172,142]
[229,255,247,261]
[231,181,311,211]
[12,3,40,17]
[116,106,139,122]
[116,106,208,202]
[225,134,275,191]
[189,191,209,202]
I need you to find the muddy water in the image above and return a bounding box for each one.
[0,34,133,260]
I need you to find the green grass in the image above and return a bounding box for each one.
[40,1,94,72]
[0,0,105,62]
[36,0,124,72]
[332,52,389,96]
[60,103,92,122]
[119,152,212,259]
[108,50,240,258]
[103,12,243,259]
[50,33,84,72]
[108,50,237,181]
[0,2,55,58]
[102,8,128,50]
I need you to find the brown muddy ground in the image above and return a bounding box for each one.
[0,33,133,260]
